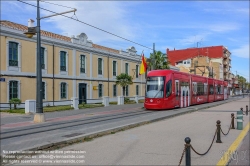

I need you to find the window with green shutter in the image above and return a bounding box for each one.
[113,85,117,97]
[125,63,129,74]
[98,58,102,75]
[61,82,67,98]
[136,65,139,78]
[42,82,45,99]
[125,85,129,96]
[60,51,66,71]
[136,85,139,95]
[98,84,103,97]
[41,47,45,69]
[113,61,117,76]
[9,81,18,100]
[9,42,18,66]
[80,55,86,73]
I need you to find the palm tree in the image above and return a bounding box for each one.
[115,73,133,96]
[147,51,170,70]
[9,98,21,109]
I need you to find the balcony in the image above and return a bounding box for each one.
[223,53,229,59]
[223,61,228,66]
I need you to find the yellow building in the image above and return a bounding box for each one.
[0,20,146,108]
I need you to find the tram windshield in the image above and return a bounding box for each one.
[146,76,165,98]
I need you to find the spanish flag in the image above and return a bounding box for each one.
[139,53,147,75]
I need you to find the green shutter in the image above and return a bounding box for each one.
[9,81,18,100]
[80,55,85,73]
[9,42,18,66]
[98,58,102,75]
[41,47,45,69]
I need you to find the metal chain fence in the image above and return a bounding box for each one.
[178,144,187,166]
[220,121,232,136]
[190,128,217,156]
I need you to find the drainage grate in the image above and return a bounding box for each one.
[63,133,84,138]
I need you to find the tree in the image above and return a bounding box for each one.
[9,98,21,109]
[237,75,246,92]
[147,51,170,70]
[115,73,133,96]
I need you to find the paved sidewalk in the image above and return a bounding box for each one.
[61,97,249,165]
[3,97,249,166]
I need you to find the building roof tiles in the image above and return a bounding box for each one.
[1,20,120,54]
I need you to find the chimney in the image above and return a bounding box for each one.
[28,19,35,27]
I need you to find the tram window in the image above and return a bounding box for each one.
[192,83,197,95]
[166,80,172,97]
[204,84,207,95]
[197,82,204,96]
[209,85,214,95]
[217,85,220,94]
[175,81,179,96]
[146,76,165,98]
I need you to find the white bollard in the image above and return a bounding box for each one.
[71,97,79,110]
[25,100,36,114]
[117,96,124,105]
[102,96,109,107]
[134,95,138,103]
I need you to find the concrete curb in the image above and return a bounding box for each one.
[1,97,244,157]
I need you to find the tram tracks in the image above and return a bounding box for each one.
[0,109,155,140]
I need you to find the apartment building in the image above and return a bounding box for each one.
[0,20,146,106]
[167,46,232,86]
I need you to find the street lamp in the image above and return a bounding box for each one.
[24,0,76,123]
[23,0,44,123]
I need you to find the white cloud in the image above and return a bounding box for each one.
[204,8,249,15]
[208,23,240,32]
[231,44,250,59]
[178,33,211,46]
[39,1,136,45]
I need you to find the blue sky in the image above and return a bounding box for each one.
[1,1,249,81]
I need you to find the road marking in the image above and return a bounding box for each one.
[216,122,250,166]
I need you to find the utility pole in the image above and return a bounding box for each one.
[24,0,76,123]
[36,0,42,115]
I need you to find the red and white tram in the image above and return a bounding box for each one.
[144,70,228,110]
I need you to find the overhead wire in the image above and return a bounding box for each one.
[17,0,153,51]
[40,0,75,10]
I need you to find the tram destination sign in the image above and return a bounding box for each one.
[0,78,5,82]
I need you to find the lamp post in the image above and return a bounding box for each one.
[24,0,44,122]
[24,0,76,123]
